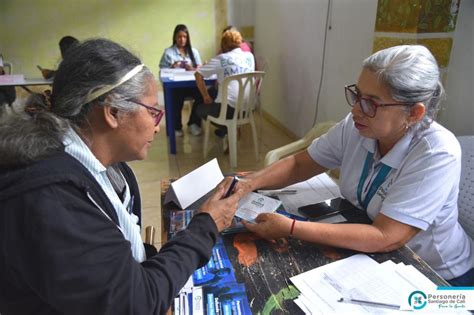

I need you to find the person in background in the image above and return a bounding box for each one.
[0,61,16,108]
[194,28,255,138]
[38,35,79,79]
[221,25,253,53]
[0,38,243,314]
[159,24,203,136]
[239,45,474,286]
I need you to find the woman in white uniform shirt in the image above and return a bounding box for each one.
[240,45,474,286]
[194,28,255,137]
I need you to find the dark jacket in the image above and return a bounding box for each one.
[0,85,16,106]
[0,152,218,315]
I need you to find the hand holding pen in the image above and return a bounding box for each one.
[224,176,239,198]
[199,177,243,232]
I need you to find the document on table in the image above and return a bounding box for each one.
[0,74,25,84]
[160,68,186,78]
[169,71,197,81]
[235,192,282,222]
[277,173,342,216]
[290,254,438,314]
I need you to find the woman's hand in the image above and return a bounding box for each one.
[243,213,293,240]
[235,178,254,195]
[184,63,193,71]
[199,177,243,232]
[171,61,180,68]
[203,95,213,104]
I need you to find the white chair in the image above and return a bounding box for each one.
[264,121,335,166]
[0,54,12,74]
[457,135,474,240]
[203,71,265,168]
[254,56,267,137]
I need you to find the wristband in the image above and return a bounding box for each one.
[289,218,296,238]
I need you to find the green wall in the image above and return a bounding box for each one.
[0,0,218,82]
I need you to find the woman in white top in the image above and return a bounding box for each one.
[194,28,255,137]
[239,45,474,286]
[159,24,203,136]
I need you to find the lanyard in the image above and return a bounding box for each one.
[357,152,392,210]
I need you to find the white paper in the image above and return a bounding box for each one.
[278,173,342,216]
[235,192,282,221]
[192,286,204,315]
[0,74,25,84]
[160,68,186,77]
[294,296,315,314]
[290,254,436,314]
[164,158,224,209]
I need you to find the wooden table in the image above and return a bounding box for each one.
[160,179,449,314]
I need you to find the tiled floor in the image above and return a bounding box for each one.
[129,107,295,246]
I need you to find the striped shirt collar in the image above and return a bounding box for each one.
[63,128,106,176]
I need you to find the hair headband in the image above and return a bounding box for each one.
[84,64,144,104]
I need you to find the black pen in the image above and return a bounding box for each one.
[224,176,239,198]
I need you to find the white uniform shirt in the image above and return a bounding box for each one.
[197,48,254,107]
[307,113,473,280]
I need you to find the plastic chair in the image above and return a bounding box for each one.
[0,54,12,74]
[264,121,335,166]
[203,71,265,168]
[457,135,474,240]
[3,62,12,75]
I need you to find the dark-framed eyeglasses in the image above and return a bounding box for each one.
[127,99,164,126]
[344,84,413,118]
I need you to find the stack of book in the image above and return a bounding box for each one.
[170,210,252,315]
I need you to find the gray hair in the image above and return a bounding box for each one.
[363,45,444,130]
[0,38,154,168]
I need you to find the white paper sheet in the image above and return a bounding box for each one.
[169,72,197,81]
[278,173,342,216]
[164,158,224,209]
[235,192,282,221]
[290,254,437,314]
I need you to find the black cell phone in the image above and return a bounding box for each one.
[224,176,239,198]
[297,198,354,220]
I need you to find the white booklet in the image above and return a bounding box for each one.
[235,192,282,222]
[164,158,224,209]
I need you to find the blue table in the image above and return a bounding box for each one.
[160,74,215,154]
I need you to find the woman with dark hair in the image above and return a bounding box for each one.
[38,35,79,79]
[0,38,242,314]
[160,24,201,70]
[159,24,203,136]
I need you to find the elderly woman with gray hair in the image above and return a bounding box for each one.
[240,45,473,286]
[0,38,242,314]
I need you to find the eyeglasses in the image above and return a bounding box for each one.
[344,84,413,118]
[127,99,164,126]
